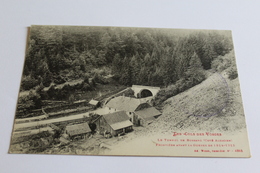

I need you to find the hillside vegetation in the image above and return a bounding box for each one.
[149,50,246,133]
[18,26,233,117]
[24,26,232,89]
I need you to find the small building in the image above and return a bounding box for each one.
[59,137,69,145]
[65,122,91,140]
[95,111,133,137]
[105,96,147,121]
[89,99,101,109]
[105,96,161,126]
[73,100,88,107]
[134,107,161,126]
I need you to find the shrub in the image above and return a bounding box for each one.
[72,81,84,90]
[211,50,234,72]
[90,67,111,77]
[93,73,109,84]
[53,75,66,84]
[152,74,205,107]
[83,73,90,84]
[47,85,56,99]
[28,91,42,109]
[17,90,42,117]
[81,83,92,91]
[21,75,39,91]
[227,66,238,80]
[35,83,44,94]
[68,94,74,104]
[121,88,135,97]
[42,72,53,87]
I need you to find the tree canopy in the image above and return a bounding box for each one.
[23,26,233,90]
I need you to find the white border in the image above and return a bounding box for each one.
[0,1,259,172]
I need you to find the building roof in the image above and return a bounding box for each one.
[110,121,133,131]
[65,122,91,136]
[89,99,99,106]
[132,85,160,90]
[135,107,161,121]
[106,96,146,112]
[74,100,87,104]
[103,111,133,130]
[59,136,70,144]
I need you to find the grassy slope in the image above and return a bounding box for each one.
[148,71,247,134]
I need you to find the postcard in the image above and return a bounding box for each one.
[9,25,250,157]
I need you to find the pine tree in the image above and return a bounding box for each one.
[184,52,205,85]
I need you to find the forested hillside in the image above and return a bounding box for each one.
[23,26,232,90]
[17,26,233,117]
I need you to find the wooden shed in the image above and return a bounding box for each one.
[89,99,101,109]
[65,122,91,140]
[95,111,133,137]
[134,107,161,126]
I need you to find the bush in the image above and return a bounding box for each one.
[68,94,75,104]
[21,75,39,91]
[52,84,72,100]
[211,50,234,72]
[89,78,96,88]
[90,67,111,77]
[227,66,238,80]
[73,81,84,90]
[17,90,42,117]
[29,91,42,109]
[81,83,92,91]
[42,72,53,87]
[47,85,56,99]
[53,75,66,84]
[152,74,205,107]
[83,73,90,84]
[124,89,135,97]
[93,73,109,84]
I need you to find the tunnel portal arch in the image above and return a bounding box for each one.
[139,89,153,98]
[132,85,160,98]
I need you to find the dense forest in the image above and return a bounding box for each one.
[18,26,233,115]
[23,26,232,89]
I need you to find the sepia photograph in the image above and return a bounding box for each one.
[9,25,250,157]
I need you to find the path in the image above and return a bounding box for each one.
[13,107,109,131]
[102,87,130,105]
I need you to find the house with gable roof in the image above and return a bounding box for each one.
[105,96,161,126]
[94,111,133,136]
[134,107,162,126]
[89,99,101,109]
[65,122,92,140]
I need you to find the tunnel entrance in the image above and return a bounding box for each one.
[89,123,97,132]
[139,89,153,98]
